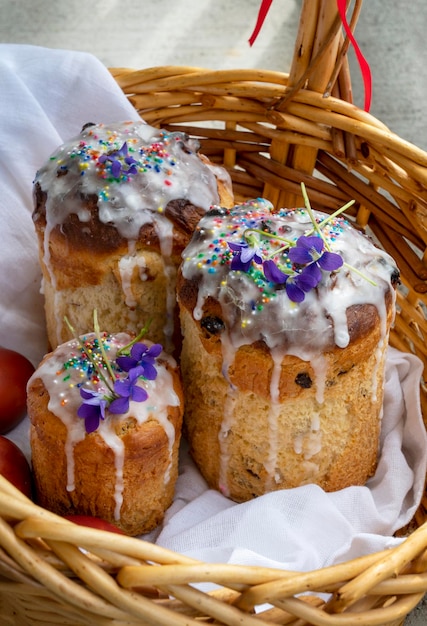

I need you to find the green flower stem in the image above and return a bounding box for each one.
[343,262,377,286]
[300,183,356,252]
[116,318,152,356]
[301,183,324,241]
[244,228,295,248]
[93,310,116,384]
[317,199,356,229]
[63,315,116,395]
[264,244,291,261]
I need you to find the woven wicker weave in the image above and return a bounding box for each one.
[2,1,427,624]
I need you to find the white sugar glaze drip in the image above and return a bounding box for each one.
[218,385,238,498]
[98,423,125,520]
[264,350,282,486]
[29,332,180,519]
[53,292,63,346]
[310,354,328,405]
[118,255,140,308]
[162,261,177,354]
[293,412,322,463]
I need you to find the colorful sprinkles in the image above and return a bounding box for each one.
[60,333,117,389]
[48,124,191,204]
[185,199,348,310]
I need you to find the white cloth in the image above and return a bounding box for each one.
[1,45,426,576]
[0,44,139,365]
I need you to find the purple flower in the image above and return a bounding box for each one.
[116,342,162,380]
[297,263,321,289]
[98,142,138,178]
[109,368,148,415]
[228,241,263,272]
[289,235,343,272]
[263,259,321,303]
[77,388,108,434]
[263,259,288,284]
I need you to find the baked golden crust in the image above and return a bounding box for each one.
[27,350,184,536]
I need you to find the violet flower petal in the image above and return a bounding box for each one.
[263,259,289,284]
[118,142,128,156]
[114,378,132,398]
[128,366,144,383]
[231,255,252,272]
[253,251,263,265]
[298,235,324,253]
[77,402,98,419]
[228,242,245,252]
[289,235,324,265]
[131,386,148,403]
[84,412,102,434]
[79,388,99,401]
[297,264,322,290]
[285,278,306,303]
[148,344,163,358]
[77,403,101,434]
[288,246,312,265]
[318,251,343,271]
[142,362,158,381]
[240,246,255,264]
[108,396,130,415]
[130,342,147,361]
[116,355,137,372]
[111,160,122,178]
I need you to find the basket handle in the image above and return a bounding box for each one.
[250,0,371,111]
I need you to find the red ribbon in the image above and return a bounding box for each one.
[248,0,273,47]
[336,0,371,111]
[248,0,372,111]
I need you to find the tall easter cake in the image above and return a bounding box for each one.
[27,329,183,535]
[32,120,233,354]
[177,197,399,502]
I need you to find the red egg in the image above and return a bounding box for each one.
[0,346,35,434]
[64,514,125,534]
[0,436,33,498]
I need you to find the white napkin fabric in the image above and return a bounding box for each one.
[152,348,427,570]
[0,44,139,365]
[1,45,426,576]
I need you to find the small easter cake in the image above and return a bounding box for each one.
[177,196,399,502]
[27,325,183,535]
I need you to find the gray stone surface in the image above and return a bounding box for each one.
[0,1,426,623]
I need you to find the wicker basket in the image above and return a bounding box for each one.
[2,1,427,624]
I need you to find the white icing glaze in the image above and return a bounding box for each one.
[34,121,221,241]
[182,199,398,358]
[29,332,180,520]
